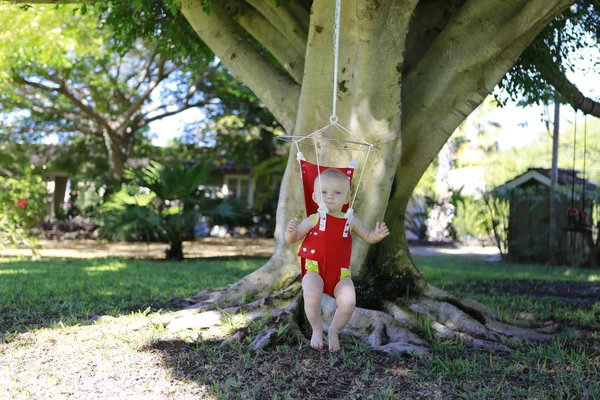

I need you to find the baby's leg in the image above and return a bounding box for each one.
[328,277,356,352]
[302,271,324,349]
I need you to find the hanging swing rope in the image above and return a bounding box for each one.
[569,110,578,225]
[281,0,377,150]
[330,0,341,124]
[581,115,588,225]
[279,0,380,212]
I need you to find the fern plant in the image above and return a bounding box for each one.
[102,160,246,260]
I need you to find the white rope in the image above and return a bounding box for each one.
[313,136,328,231]
[350,144,373,209]
[292,122,372,148]
[314,136,323,203]
[286,0,378,233]
[330,0,341,124]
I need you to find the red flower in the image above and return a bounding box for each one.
[17,199,28,209]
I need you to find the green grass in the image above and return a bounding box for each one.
[1,255,599,399]
[1,255,599,334]
[417,256,600,329]
[416,255,600,285]
[0,257,265,332]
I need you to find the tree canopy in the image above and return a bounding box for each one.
[0,2,279,180]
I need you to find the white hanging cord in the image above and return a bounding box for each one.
[314,137,323,203]
[330,0,341,124]
[314,137,328,230]
[350,145,373,209]
[293,122,374,148]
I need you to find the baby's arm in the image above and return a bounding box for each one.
[351,217,390,244]
[285,216,315,243]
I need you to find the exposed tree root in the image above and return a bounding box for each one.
[420,285,557,343]
[155,276,557,355]
[197,248,299,309]
[321,296,431,355]
[164,281,302,332]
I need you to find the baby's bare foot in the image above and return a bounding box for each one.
[328,332,340,352]
[310,330,323,350]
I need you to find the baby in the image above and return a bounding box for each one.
[285,168,389,352]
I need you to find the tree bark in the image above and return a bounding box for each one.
[167,0,573,352]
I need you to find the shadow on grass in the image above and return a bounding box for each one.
[0,257,265,334]
[145,336,416,399]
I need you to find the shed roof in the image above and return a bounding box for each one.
[497,168,597,193]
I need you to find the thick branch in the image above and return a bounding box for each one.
[404,0,466,76]
[182,0,300,133]
[244,0,308,56]
[395,0,575,206]
[15,75,112,134]
[53,77,113,134]
[541,62,600,117]
[233,0,305,83]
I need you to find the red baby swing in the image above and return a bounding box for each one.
[279,0,379,292]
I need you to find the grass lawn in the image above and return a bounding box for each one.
[1,255,599,399]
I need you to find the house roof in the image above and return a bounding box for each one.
[497,168,597,193]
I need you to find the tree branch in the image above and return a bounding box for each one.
[244,0,308,56]
[122,56,181,123]
[131,43,161,94]
[141,66,219,118]
[48,76,114,134]
[182,0,300,133]
[232,0,305,83]
[541,61,600,117]
[404,0,465,76]
[395,0,576,206]
[142,100,214,125]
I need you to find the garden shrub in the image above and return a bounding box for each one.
[0,173,48,253]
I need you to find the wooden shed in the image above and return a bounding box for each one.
[496,168,596,266]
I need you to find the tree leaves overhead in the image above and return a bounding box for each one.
[498,0,600,107]
[95,1,212,62]
[0,2,279,181]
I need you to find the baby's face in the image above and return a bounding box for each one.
[312,176,350,214]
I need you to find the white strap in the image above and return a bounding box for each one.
[343,208,353,237]
[317,203,328,231]
[349,145,373,210]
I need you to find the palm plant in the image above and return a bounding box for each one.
[103,160,246,260]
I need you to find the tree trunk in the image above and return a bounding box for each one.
[103,128,133,181]
[166,240,184,261]
[163,0,574,354]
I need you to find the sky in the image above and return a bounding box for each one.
[491,49,599,150]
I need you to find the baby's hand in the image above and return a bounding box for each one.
[374,222,390,240]
[287,218,298,233]
[285,218,299,243]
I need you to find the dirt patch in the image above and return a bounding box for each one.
[0,237,275,259]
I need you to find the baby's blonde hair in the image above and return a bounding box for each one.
[313,168,351,191]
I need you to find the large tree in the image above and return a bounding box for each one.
[0,4,263,181]
[7,0,600,354]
